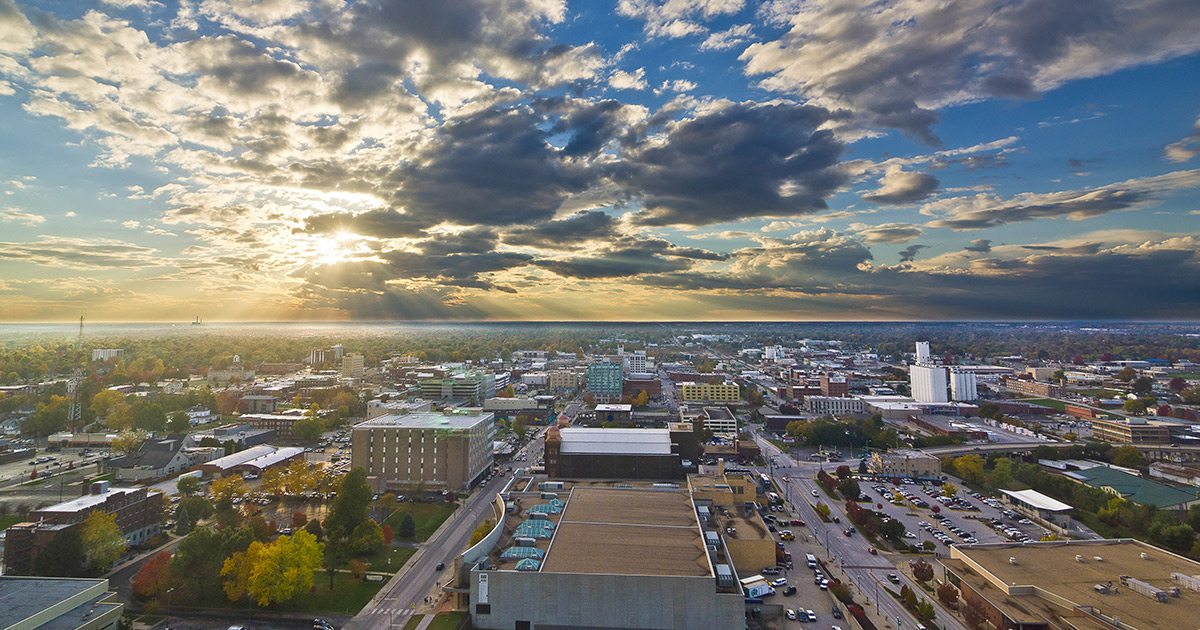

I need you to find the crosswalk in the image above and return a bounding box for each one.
[369,607,417,616]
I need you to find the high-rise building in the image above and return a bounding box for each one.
[678,381,741,404]
[910,365,949,403]
[622,350,648,373]
[819,373,848,397]
[351,410,495,492]
[587,361,623,403]
[915,341,931,364]
[341,353,365,378]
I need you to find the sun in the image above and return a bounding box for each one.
[309,231,360,266]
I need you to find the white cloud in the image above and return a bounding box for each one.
[609,67,648,91]
[0,208,45,225]
[1165,116,1200,163]
[700,23,753,51]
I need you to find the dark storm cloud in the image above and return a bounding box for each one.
[964,239,993,253]
[387,105,595,227]
[624,102,846,226]
[300,208,433,239]
[542,98,644,157]
[534,249,694,278]
[502,211,618,249]
[898,244,927,262]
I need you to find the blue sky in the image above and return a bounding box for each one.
[1,0,1199,321]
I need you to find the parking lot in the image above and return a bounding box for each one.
[755,502,852,627]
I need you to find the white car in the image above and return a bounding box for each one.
[785,609,798,621]
[771,577,788,587]
[805,609,818,622]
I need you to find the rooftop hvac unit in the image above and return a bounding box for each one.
[530,512,548,520]
[1009,557,1018,565]
[1171,572,1200,592]
[1120,575,1169,603]
[541,492,558,500]
[1075,555,1085,562]
[1140,552,1150,560]
[513,537,536,547]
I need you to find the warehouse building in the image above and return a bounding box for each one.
[465,483,745,630]
[543,426,685,480]
[943,539,1200,630]
[193,444,305,478]
[352,410,495,492]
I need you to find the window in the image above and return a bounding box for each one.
[475,603,491,615]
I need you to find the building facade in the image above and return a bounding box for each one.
[869,449,941,479]
[678,381,740,404]
[804,395,866,415]
[910,364,949,403]
[587,361,624,403]
[351,411,495,492]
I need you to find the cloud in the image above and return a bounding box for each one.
[897,244,927,262]
[1,208,45,225]
[656,79,697,94]
[609,67,647,90]
[861,166,939,205]
[1165,116,1200,163]
[700,23,754,51]
[617,0,745,39]
[849,222,923,244]
[0,236,161,269]
[922,169,1200,230]
[740,0,1200,141]
[964,239,993,253]
[625,101,846,226]
[503,211,618,249]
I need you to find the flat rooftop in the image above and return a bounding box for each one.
[38,487,146,514]
[558,427,673,456]
[951,540,1200,630]
[354,411,492,430]
[1001,488,1073,512]
[540,487,709,577]
[0,577,120,629]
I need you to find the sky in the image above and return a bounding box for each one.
[0,0,1199,322]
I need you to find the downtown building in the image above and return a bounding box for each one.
[351,410,495,492]
[587,360,624,403]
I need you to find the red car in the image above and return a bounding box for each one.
[791,519,806,526]
[868,547,877,555]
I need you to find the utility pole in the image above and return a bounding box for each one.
[67,314,84,431]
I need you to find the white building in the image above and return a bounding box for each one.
[522,372,549,386]
[622,350,648,373]
[804,396,866,415]
[910,364,949,403]
[949,368,978,402]
[341,353,365,379]
[91,348,125,362]
[915,341,931,364]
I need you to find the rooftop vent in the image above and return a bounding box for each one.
[1093,556,1104,562]
[1075,555,1085,562]
[1140,552,1150,560]
[1009,557,1018,565]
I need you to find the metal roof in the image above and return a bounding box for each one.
[1000,489,1073,512]
[558,427,672,456]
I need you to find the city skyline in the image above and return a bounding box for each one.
[2,0,1199,322]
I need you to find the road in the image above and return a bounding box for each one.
[754,431,967,630]
[346,427,548,629]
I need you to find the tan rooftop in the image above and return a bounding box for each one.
[951,540,1200,630]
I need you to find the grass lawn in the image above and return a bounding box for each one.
[0,515,25,530]
[385,502,458,542]
[427,611,470,630]
[185,572,385,616]
[401,617,422,630]
[1018,398,1067,411]
[355,545,415,574]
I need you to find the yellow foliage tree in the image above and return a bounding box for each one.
[81,510,127,572]
[211,475,248,503]
[221,530,324,606]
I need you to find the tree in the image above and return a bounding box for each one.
[221,530,323,607]
[167,411,190,434]
[177,475,200,496]
[326,468,371,540]
[304,519,324,542]
[1132,376,1154,395]
[942,482,958,498]
[1116,367,1138,382]
[963,593,988,629]
[951,455,985,485]
[349,559,367,582]
[1168,377,1187,392]
[382,523,394,547]
[469,520,493,546]
[292,415,325,442]
[33,527,88,577]
[348,520,384,556]
[1111,445,1146,469]
[1183,386,1200,405]
[379,492,399,517]
[110,430,146,456]
[911,559,934,582]
[916,599,936,624]
[937,583,959,607]
[131,402,168,433]
[91,390,131,429]
[513,417,528,441]
[814,502,831,521]
[838,477,860,500]
[1123,398,1148,415]
[132,551,172,600]
[211,475,248,503]
[81,511,127,573]
[835,465,852,480]
[900,585,917,609]
[398,513,416,539]
[292,511,308,528]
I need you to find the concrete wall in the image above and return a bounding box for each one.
[471,569,743,630]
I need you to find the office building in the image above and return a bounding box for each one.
[1002,377,1064,398]
[547,369,581,393]
[915,341,931,364]
[949,368,978,401]
[804,395,865,415]
[341,353,365,379]
[4,482,163,574]
[1090,416,1177,445]
[239,394,278,414]
[420,369,495,402]
[89,348,124,362]
[351,410,495,492]
[367,398,433,419]
[678,381,740,404]
[587,361,624,403]
[622,350,648,373]
[943,540,1200,630]
[819,373,848,397]
[0,576,124,630]
[465,483,744,630]
[869,449,941,479]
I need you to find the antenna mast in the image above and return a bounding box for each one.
[67,314,84,431]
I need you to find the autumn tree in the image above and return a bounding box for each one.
[132,551,172,600]
[963,593,989,629]
[221,530,323,606]
[211,475,248,503]
[911,559,934,582]
[936,583,959,607]
[110,430,146,456]
[381,523,394,547]
[81,511,127,573]
[1111,445,1146,469]
[325,468,371,540]
[349,559,367,582]
[177,475,200,496]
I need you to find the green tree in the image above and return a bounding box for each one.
[398,513,416,539]
[110,430,146,455]
[1123,398,1148,415]
[951,455,986,484]
[292,415,325,442]
[304,519,324,542]
[81,510,127,573]
[177,475,200,496]
[167,411,190,434]
[815,502,831,521]
[838,477,860,500]
[916,599,936,624]
[326,468,372,539]
[1111,445,1146,469]
[131,401,168,432]
[348,520,384,555]
[33,527,88,577]
[1116,367,1138,382]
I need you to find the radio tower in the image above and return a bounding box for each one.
[67,314,84,431]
